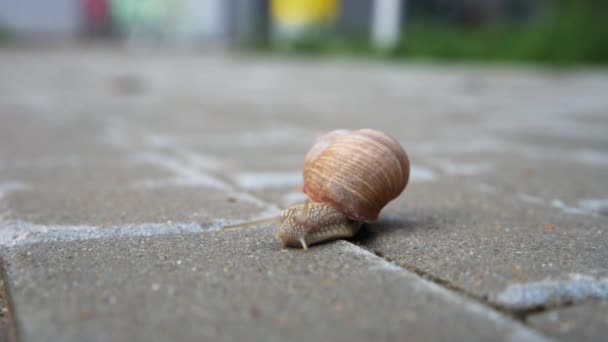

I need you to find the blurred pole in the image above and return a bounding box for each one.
[229,0,268,47]
[372,0,403,51]
[335,0,372,37]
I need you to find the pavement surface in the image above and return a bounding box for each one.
[0,46,607,341]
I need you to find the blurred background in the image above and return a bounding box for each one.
[0,0,606,65]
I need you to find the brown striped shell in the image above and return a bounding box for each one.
[303,129,410,223]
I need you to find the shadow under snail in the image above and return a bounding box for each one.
[224,129,410,249]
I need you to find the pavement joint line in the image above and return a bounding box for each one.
[0,259,20,342]
[0,182,30,201]
[361,246,525,317]
[0,220,237,248]
[409,134,608,168]
[495,274,608,311]
[143,133,223,171]
[232,171,303,191]
[130,151,231,190]
[102,118,229,188]
[426,158,494,177]
[336,241,550,341]
[408,165,437,183]
[360,245,608,323]
[467,180,608,218]
[119,124,283,211]
[101,120,297,212]
[511,191,608,217]
[128,150,280,211]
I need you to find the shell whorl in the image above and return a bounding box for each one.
[303,129,409,222]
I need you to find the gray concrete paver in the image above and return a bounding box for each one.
[1,186,269,227]
[358,178,608,310]
[1,47,608,340]
[2,229,546,342]
[528,300,608,342]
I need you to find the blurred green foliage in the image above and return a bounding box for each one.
[397,1,608,65]
[265,1,608,65]
[0,22,12,42]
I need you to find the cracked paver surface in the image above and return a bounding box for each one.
[0,46,607,341]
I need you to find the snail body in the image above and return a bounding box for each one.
[277,202,362,249]
[224,129,409,249]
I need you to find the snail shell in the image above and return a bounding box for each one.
[303,129,410,223]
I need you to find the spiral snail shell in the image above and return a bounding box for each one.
[224,129,410,249]
[303,129,410,223]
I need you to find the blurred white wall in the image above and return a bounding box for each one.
[176,0,228,43]
[0,0,81,36]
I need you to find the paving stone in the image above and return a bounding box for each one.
[356,176,608,310]
[0,111,127,161]
[528,301,608,342]
[1,186,269,227]
[1,229,546,342]
[467,156,608,207]
[220,155,608,312]
[0,162,172,190]
[1,47,608,341]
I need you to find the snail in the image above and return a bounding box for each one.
[224,129,410,249]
